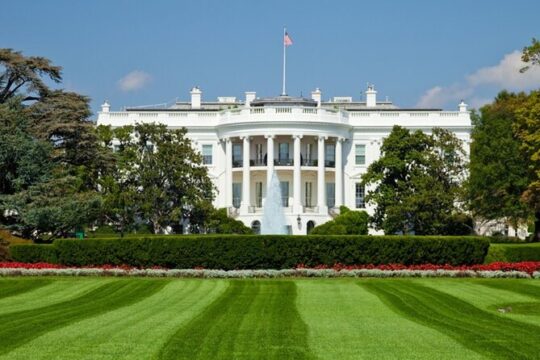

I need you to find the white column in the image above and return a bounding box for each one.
[293,135,302,213]
[225,137,233,208]
[335,137,344,208]
[240,136,251,213]
[265,135,275,186]
[317,136,327,213]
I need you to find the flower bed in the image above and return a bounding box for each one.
[1,262,539,279]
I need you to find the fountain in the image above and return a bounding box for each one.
[261,171,288,234]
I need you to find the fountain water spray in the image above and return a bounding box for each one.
[261,171,288,234]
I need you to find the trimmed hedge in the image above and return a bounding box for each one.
[9,244,58,264]
[10,235,489,269]
[485,243,540,263]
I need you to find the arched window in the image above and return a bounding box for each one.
[306,220,315,234]
[251,220,261,235]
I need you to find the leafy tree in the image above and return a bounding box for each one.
[361,126,466,235]
[520,38,540,73]
[190,206,253,234]
[0,48,62,103]
[98,123,215,234]
[0,49,106,241]
[311,206,369,235]
[3,176,102,241]
[468,92,531,230]
[514,90,540,241]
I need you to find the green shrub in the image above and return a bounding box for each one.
[311,208,369,235]
[485,243,540,263]
[0,236,10,261]
[10,235,489,268]
[9,244,57,263]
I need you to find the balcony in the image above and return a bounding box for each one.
[232,158,334,168]
[274,158,294,166]
[301,159,317,167]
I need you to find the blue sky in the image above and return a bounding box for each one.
[2,0,540,116]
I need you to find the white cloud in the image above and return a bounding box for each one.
[117,71,152,92]
[416,51,540,109]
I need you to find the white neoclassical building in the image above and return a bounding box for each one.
[96,85,472,235]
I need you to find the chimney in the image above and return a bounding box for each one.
[311,88,322,107]
[366,84,377,107]
[190,87,202,109]
[245,91,256,107]
[459,100,468,113]
[101,100,110,113]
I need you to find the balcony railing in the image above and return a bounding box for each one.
[302,159,318,166]
[232,158,334,168]
[275,158,294,166]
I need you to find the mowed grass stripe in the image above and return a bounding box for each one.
[295,280,482,360]
[4,280,229,360]
[0,278,115,316]
[0,279,52,300]
[159,280,314,360]
[0,279,168,356]
[477,280,540,299]
[362,280,540,360]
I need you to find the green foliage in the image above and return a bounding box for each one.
[468,92,531,229]
[485,242,540,263]
[362,126,466,235]
[200,208,253,234]
[11,235,490,268]
[311,207,369,235]
[0,236,9,261]
[0,48,62,104]
[9,243,57,263]
[520,37,540,73]
[513,90,540,241]
[0,49,107,241]
[96,123,215,234]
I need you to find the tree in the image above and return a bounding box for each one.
[361,126,466,235]
[98,123,215,234]
[0,49,106,241]
[520,38,540,73]
[190,206,253,234]
[0,48,62,103]
[514,90,540,241]
[468,92,531,230]
[311,206,369,235]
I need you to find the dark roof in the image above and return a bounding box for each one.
[251,96,317,107]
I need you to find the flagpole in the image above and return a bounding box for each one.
[282,27,286,96]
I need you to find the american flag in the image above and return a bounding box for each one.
[284,32,293,46]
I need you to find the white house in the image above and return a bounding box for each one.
[96,85,472,234]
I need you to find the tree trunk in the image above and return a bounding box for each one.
[534,211,540,242]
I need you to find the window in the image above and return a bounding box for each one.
[355,183,365,208]
[232,143,242,167]
[355,144,366,165]
[305,182,313,207]
[280,181,289,207]
[255,181,263,207]
[326,182,335,208]
[305,143,313,165]
[325,144,335,167]
[232,183,242,208]
[202,144,213,165]
[255,143,264,165]
[279,143,290,164]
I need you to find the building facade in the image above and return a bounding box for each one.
[96,85,472,235]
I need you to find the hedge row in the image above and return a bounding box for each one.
[10,235,489,269]
[485,243,540,263]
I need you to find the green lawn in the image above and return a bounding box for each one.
[0,278,539,359]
